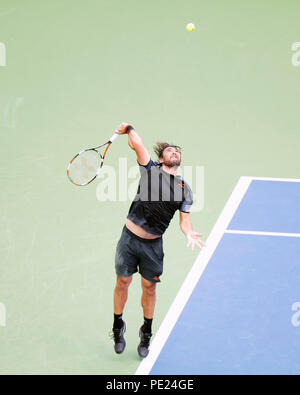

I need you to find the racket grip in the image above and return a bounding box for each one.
[108,133,120,143]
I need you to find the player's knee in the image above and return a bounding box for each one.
[148,285,156,297]
[142,281,156,296]
[116,276,132,289]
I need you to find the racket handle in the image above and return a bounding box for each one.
[108,133,120,143]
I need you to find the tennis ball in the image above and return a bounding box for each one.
[186,23,195,32]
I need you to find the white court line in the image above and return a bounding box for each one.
[225,230,300,238]
[243,176,300,183]
[135,176,252,375]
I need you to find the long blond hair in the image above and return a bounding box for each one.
[153,142,182,159]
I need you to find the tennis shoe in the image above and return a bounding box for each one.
[111,320,126,354]
[137,326,152,358]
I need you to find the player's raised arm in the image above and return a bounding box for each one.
[114,122,150,166]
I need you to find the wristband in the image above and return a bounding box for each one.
[126,125,134,133]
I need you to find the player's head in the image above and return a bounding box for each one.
[154,142,182,167]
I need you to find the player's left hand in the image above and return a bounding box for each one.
[186,231,206,251]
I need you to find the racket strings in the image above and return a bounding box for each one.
[75,156,97,180]
[68,149,102,186]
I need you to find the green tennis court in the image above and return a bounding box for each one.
[0,0,300,374]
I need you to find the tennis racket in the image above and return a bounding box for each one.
[67,133,119,186]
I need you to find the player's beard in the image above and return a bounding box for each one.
[163,156,181,168]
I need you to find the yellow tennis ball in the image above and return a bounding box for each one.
[186,23,195,32]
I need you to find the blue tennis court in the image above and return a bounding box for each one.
[136,177,300,375]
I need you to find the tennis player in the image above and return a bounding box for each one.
[111,122,205,358]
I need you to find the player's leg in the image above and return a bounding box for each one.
[112,226,138,354]
[137,237,164,358]
[111,276,132,354]
[114,275,132,317]
[141,276,156,323]
[138,276,157,358]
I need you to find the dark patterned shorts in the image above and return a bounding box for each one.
[115,226,164,283]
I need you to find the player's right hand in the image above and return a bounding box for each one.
[115,122,131,134]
